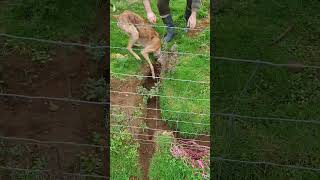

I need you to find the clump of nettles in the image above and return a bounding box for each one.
[81,78,107,102]
[137,81,161,105]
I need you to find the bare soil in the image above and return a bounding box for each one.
[138,63,171,180]
[0,5,107,178]
[110,76,145,135]
[0,47,105,177]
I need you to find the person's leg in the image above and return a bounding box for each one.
[184,0,192,32]
[185,0,192,22]
[157,0,175,42]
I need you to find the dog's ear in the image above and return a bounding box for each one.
[112,15,119,20]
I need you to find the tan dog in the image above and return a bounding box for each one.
[113,10,161,79]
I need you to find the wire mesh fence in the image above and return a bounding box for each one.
[2,28,320,177]
[0,19,211,178]
[2,29,320,176]
[1,0,319,178]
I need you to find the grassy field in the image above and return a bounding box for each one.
[213,0,320,179]
[110,0,210,135]
[110,0,210,179]
[0,0,106,63]
[149,133,205,179]
[110,119,141,179]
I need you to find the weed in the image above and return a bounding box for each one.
[81,77,106,102]
[140,122,148,133]
[137,81,161,105]
[31,50,52,64]
[132,104,144,118]
[15,157,48,180]
[80,152,103,175]
[110,127,141,179]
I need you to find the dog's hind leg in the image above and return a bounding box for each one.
[141,47,156,79]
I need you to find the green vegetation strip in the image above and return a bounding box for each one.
[149,133,205,179]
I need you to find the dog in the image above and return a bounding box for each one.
[113,10,161,79]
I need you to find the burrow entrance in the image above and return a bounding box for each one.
[138,63,170,180]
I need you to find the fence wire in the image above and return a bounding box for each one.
[1,11,319,177]
[212,157,320,172]
[0,166,109,179]
[110,21,210,31]
[110,114,210,126]
[2,32,320,69]
[0,93,318,125]
[111,90,210,101]
[111,124,209,137]
[0,2,210,179]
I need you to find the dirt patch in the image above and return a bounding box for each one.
[187,16,210,37]
[0,5,107,177]
[138,63,170,180]
[0,47,105,176]
[110,76,145,134]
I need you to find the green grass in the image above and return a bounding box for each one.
[110,125,141,179]
[110,1,146,78]
[110,0,210,178]
[160,55,210,137]
[2,0,99,39]
[157,0,210,138]
[0,0,105,62]
[0,133,105,179]
[110,0,210,137]
[149,133,205,179]
[213,0,320,179]
[0,141,49,179]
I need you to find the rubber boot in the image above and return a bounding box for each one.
[162,15,175,42]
